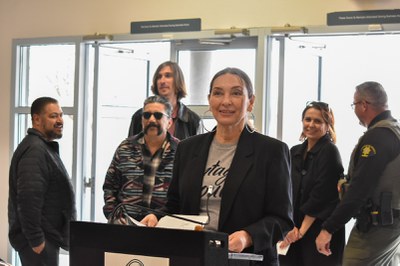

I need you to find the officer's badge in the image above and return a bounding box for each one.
[361,145,376,157]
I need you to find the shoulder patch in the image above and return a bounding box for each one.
[361,145,376,158]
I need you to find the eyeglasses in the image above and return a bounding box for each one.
[306,101,330,111]
[350,101,361,110]
[351,100,370,110]
[142,111,169,120]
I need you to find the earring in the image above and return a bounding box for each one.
[202,109,216,133]
[246,112,256,133]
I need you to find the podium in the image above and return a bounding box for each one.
[70,221,229,266]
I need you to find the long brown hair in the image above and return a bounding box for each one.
[151,61,187,100]
[300,101,336,143]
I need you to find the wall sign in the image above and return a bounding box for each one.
[131,18,201,34]
[327,9,400,26]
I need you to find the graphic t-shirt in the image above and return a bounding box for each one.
[200,138,237,231]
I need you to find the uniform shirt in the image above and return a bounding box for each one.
[323,111,400,233]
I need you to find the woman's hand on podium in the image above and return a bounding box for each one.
[228,230,253,253]
[141,214,159,227]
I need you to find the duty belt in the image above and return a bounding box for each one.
[370,208,400,226]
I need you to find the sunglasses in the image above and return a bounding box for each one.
[142,111,169,120]
[306,101,330,111]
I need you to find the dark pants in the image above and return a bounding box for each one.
[343,222,400,266]
[18,240,59,266]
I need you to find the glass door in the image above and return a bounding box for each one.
[274,33,400,168]
[271,32,400,242]
[81,36,262,222]
[81,42,170,222]
[270,35,325,145]
[172,37,258,131]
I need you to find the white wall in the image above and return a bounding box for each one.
[0,0,399,260]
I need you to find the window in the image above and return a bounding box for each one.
[175,36,258,131]
[11,41,78,266]
[12,43,76,175]
[271,33,400,169]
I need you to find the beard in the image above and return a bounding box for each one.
[45,129,63,140]
[43,123,63,140]
[144,122,163,136]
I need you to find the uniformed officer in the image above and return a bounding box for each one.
[315,81,400,265]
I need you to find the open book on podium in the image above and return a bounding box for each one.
[157,214,209,230]
[124,214,208,230]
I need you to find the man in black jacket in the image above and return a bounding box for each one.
[8,97,76,266]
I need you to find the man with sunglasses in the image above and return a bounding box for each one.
[103,95,179,224]
[316,81,400,265]
[128,61,202,140]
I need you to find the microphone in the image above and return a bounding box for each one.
[206,185,214,225]
[207,185,214,196]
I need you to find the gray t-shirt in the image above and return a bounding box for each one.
[200,138,237,231]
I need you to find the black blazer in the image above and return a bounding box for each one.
[290,135,344,224]
[165,129,294,264]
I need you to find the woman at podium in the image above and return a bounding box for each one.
[142,67,294,265]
